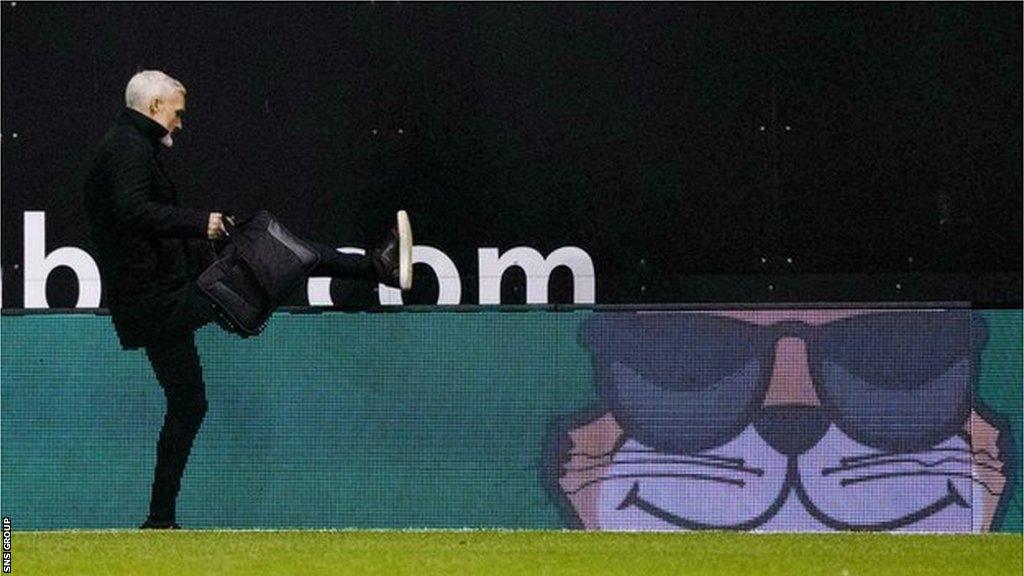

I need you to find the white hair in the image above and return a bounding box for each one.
[124,70,186,112]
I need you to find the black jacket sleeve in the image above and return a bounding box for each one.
[184,238,219,276]
[109,144,209,238]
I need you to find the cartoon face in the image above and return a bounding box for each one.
[547,309,1009,532]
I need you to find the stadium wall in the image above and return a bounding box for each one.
[4,3,1022,309]
[1,307,1020,532]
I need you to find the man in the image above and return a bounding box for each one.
[82,70,412,529]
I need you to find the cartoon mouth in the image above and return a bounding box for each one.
[616,459,971,531]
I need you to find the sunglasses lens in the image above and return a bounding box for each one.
[814,311,981,452]
[583,313,769,453]
[583,310,985,455]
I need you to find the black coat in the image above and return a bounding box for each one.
[83,109,215,349]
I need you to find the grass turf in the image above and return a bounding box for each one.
[9,530,1023,576]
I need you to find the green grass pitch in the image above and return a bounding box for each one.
[11,530,1023,575]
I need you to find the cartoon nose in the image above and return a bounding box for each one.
[763,337,821,407]
[754,406,829,456]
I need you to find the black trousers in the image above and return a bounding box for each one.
[142,241,374,523]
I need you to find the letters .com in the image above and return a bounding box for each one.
[11,211,596,308]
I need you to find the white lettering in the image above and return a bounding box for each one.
[23,211,102,308]
[478,246,595,304]
[14,217,595,308]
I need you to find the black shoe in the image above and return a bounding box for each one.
[139,519,181,530]
[371,210,413,290]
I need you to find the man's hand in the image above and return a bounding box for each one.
[207,212,227,239]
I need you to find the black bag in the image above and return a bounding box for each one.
[197,211,320,336]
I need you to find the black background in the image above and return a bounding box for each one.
[2,2,1021,308]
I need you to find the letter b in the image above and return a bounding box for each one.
[23,211,102,308]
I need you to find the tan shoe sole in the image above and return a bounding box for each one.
[397,210,413,290]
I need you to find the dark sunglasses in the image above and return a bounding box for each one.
[580,310,987,455]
